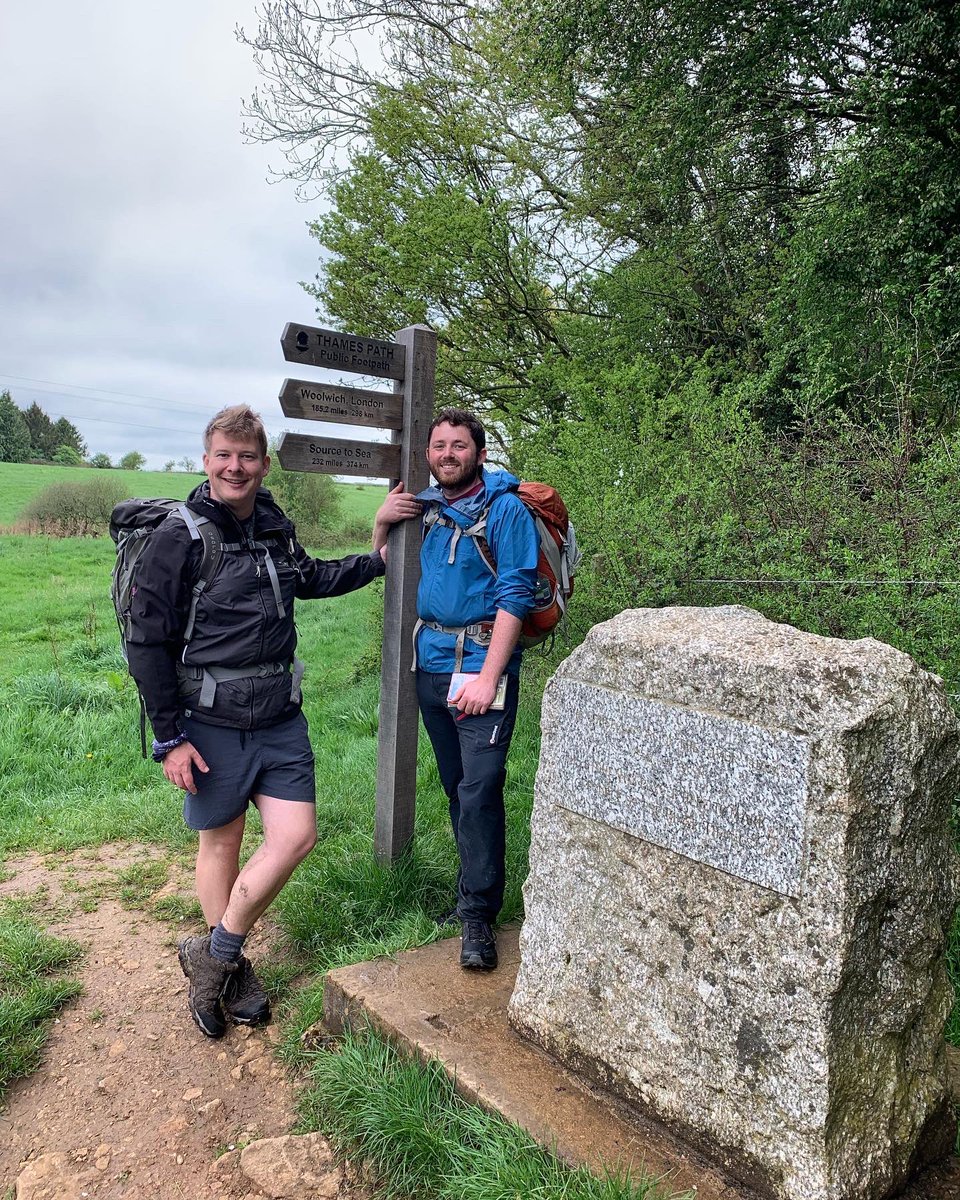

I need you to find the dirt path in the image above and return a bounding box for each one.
[0,844,365,1200]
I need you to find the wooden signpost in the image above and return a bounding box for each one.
[277,322,436,864]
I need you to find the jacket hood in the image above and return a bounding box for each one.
[416,467,519,518]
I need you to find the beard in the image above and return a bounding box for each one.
[433,455,481,493]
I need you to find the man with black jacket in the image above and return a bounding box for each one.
[126,404,416,1038]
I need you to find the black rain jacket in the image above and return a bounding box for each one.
[125,482,384,742]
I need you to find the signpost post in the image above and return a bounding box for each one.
[278,322,436,864]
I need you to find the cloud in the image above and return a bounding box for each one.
[0,0,394,470]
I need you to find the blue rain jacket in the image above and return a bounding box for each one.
[414,468,539,675]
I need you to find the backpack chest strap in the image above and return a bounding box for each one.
[423,506,491,566]
[411,618,494,673]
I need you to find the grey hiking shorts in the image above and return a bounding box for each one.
[179,712,316,830]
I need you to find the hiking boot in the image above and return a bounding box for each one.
[222,956,271,1027]
[178,934,236,1039]
[460,920,498,970]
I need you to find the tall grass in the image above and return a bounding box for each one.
[0,898,83,1099]
[299,1030,690,1200]
[0,536,125,679]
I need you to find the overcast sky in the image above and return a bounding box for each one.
[0,2,387,470]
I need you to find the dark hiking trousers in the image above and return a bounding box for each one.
[416,671,521,923]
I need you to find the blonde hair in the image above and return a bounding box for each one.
[203,405,268,458]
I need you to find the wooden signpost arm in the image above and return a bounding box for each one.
[374,325,435,864]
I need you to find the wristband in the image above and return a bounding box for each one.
[152,732,188,762]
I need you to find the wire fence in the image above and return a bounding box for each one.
[647,578,960,588]
[560,573,960,701]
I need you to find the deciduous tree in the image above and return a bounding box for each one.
[241,0,960,433]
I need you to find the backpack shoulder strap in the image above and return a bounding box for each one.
[466,488,526,576]
[423,499,499,570]
[175,506,223,642]
[175,502,205,541]
[421,501,444,535]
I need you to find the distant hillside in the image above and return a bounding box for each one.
[0,461,387,528]
[0,463,204,526]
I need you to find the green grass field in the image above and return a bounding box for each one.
[334,480,391,525]
[0,897,83,1101]
[0,516,644,1198]
[0,460,388,528]
[0,463,203,526]
[0,457,956,1181]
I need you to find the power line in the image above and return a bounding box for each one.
[2,374,329,448]
[663,578,960,587]
[0,376,268,425]
[2,377,308,445]
[0,372,220,414]
[38,408,207,439]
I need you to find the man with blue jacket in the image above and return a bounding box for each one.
[379,407,538,970]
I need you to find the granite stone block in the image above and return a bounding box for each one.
[509,606,960,1200]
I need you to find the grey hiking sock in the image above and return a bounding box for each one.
[210,922,246,964]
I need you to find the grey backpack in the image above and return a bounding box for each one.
[109,499,221,754]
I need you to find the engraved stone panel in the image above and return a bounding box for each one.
[551,679,809,895]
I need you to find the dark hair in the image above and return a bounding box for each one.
[203,404,268,458]
[427,407,486,452]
